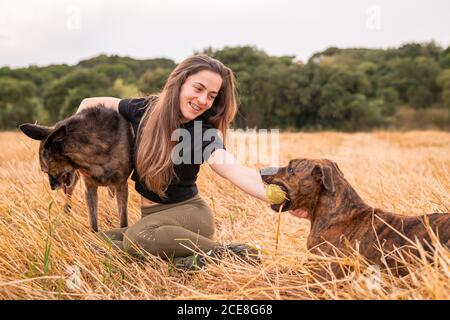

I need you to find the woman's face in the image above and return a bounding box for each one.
[179,69,223,123]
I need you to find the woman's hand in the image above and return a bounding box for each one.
[289,208,309,219]
[77,97,121,113]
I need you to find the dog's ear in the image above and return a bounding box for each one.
[43,125,67,153]
[312,164,335,193]
[19,123,51,141]
[331,161,345,178]
[47,125,67,143]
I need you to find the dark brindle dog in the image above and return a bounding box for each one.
[261,159,449,276]
[19,106,133,232]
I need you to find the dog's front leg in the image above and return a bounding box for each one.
[115,182,128,228]
[83,178,99,232]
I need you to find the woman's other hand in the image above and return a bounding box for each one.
[76,97,121,113]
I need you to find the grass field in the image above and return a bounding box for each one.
[0,130,449,300]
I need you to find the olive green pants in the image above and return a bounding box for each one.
[99,195,217,258]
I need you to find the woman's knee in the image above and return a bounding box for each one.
[122,223,160,255]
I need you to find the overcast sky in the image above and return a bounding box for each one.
[1,0,449,68]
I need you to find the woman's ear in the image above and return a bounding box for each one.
[312,164,335,193]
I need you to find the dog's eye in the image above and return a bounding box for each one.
[287,167,294,175]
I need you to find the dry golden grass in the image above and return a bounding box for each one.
[0,130,449,300]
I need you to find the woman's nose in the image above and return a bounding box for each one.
[197,93,208,106]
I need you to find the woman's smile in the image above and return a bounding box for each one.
[188,101,201,112]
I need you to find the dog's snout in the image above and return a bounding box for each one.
[49,175,59,190]
[260,167,279,176]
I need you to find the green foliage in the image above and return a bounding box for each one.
[1,43,449,130]
[42,69,111,122]
[436,70,450,121]
[0,77,39,128]
[138,67,171,95]
[94,64,134,82]
[112,78,140,98]
[77,54,176,79]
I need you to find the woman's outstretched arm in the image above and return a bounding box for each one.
[207,148,267,202]
[208,149,308,218]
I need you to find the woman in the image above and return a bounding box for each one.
[77,55,272,269]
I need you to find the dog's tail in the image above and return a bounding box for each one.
[107,186,115,198]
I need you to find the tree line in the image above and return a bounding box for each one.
[1,42,449,131]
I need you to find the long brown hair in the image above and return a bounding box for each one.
[136,54,237,198]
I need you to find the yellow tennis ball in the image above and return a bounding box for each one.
[266,184,287,204]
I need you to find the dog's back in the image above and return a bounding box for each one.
[371,210,450,250]
[61,106,133,185]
